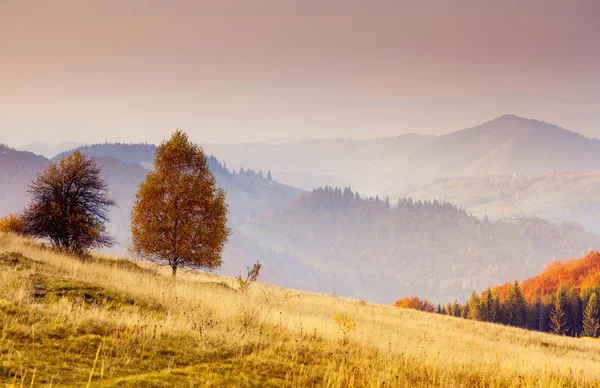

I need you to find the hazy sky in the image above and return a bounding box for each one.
[1,0,599,147]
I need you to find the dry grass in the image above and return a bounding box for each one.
[1,232,600,387]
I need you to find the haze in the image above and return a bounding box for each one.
[1,0,599,147]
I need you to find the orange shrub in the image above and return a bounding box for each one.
[0,213,27,235]
[393,296,435,312]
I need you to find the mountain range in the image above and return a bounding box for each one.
[204,114,600,196]
[3,114,600,303]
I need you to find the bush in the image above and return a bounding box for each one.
[0,213,28,235]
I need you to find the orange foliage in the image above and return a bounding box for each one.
[0,213,27,235]
[393,296,435,312]
[518,251,600,301]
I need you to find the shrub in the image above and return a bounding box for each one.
[0,213,28,235]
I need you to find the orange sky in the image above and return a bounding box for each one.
[1,0,599,146]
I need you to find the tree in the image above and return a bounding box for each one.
[467,291,482,320]
[451,300,461,317]
[23,151,115,254]
[551,286,569,335]
[130,130,231,277]
[267,170,273,180]
[504,281,527,327]
[566,287,582,336]
[583,292,600,338]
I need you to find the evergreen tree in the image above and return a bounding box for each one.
[462,303,470,319]
[445,303,452,316]
[452,300,461,317]
[527,296,542,330]
[480,288,493,322]
[436,304,444,315]
[501,282,527,327]
[488,288,501,323]
[566,287,582,337]
[538,298,551,332]
[267,170,273,180]
[551,286,569,335]
[583,292,600,338]
[239,167,245,175]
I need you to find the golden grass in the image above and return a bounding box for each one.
[1,232,600,387]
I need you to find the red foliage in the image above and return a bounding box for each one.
[519,251,600,301]
[393,296,435,312]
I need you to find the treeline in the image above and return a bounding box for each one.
[395,251,600,337]
[237,167,273,180]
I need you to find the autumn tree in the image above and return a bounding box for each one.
[130,130,231,277]
[22,151,115,254]
[583,292,600,338]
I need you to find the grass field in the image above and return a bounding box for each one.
[2,232,600,387]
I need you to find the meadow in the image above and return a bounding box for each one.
[1,232,600,387]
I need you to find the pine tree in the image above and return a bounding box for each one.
[551,286,569,335]
[513,281,527,327]
[566,287,582,337]
[583,292,600,338]
[436,304,444,314]
[527,296,542,330]
[462,303,470,319]
[452,300,461,317]
[485,288,499,323]
[267,170,273,180]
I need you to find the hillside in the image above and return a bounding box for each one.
[204,115,600,196]
[244,187,600,303]
[401,172,600,233]
[2,233,600,387]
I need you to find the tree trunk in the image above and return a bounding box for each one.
[171,265,177,278]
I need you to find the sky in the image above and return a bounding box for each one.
[1,0,599,147]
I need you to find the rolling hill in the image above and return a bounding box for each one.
[2,232,600,387]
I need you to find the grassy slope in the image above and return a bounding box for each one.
[2,233,600,387]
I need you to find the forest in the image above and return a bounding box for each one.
[250,186,600,301]
[396,251,600,337]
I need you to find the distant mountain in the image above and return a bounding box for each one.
[388,114,600,188]
[241,187,600,303]
[205,115,600,196]
[402,172,600,234]
[204,134,434,194]
[19,141,87,158]
[0,144,49,215]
